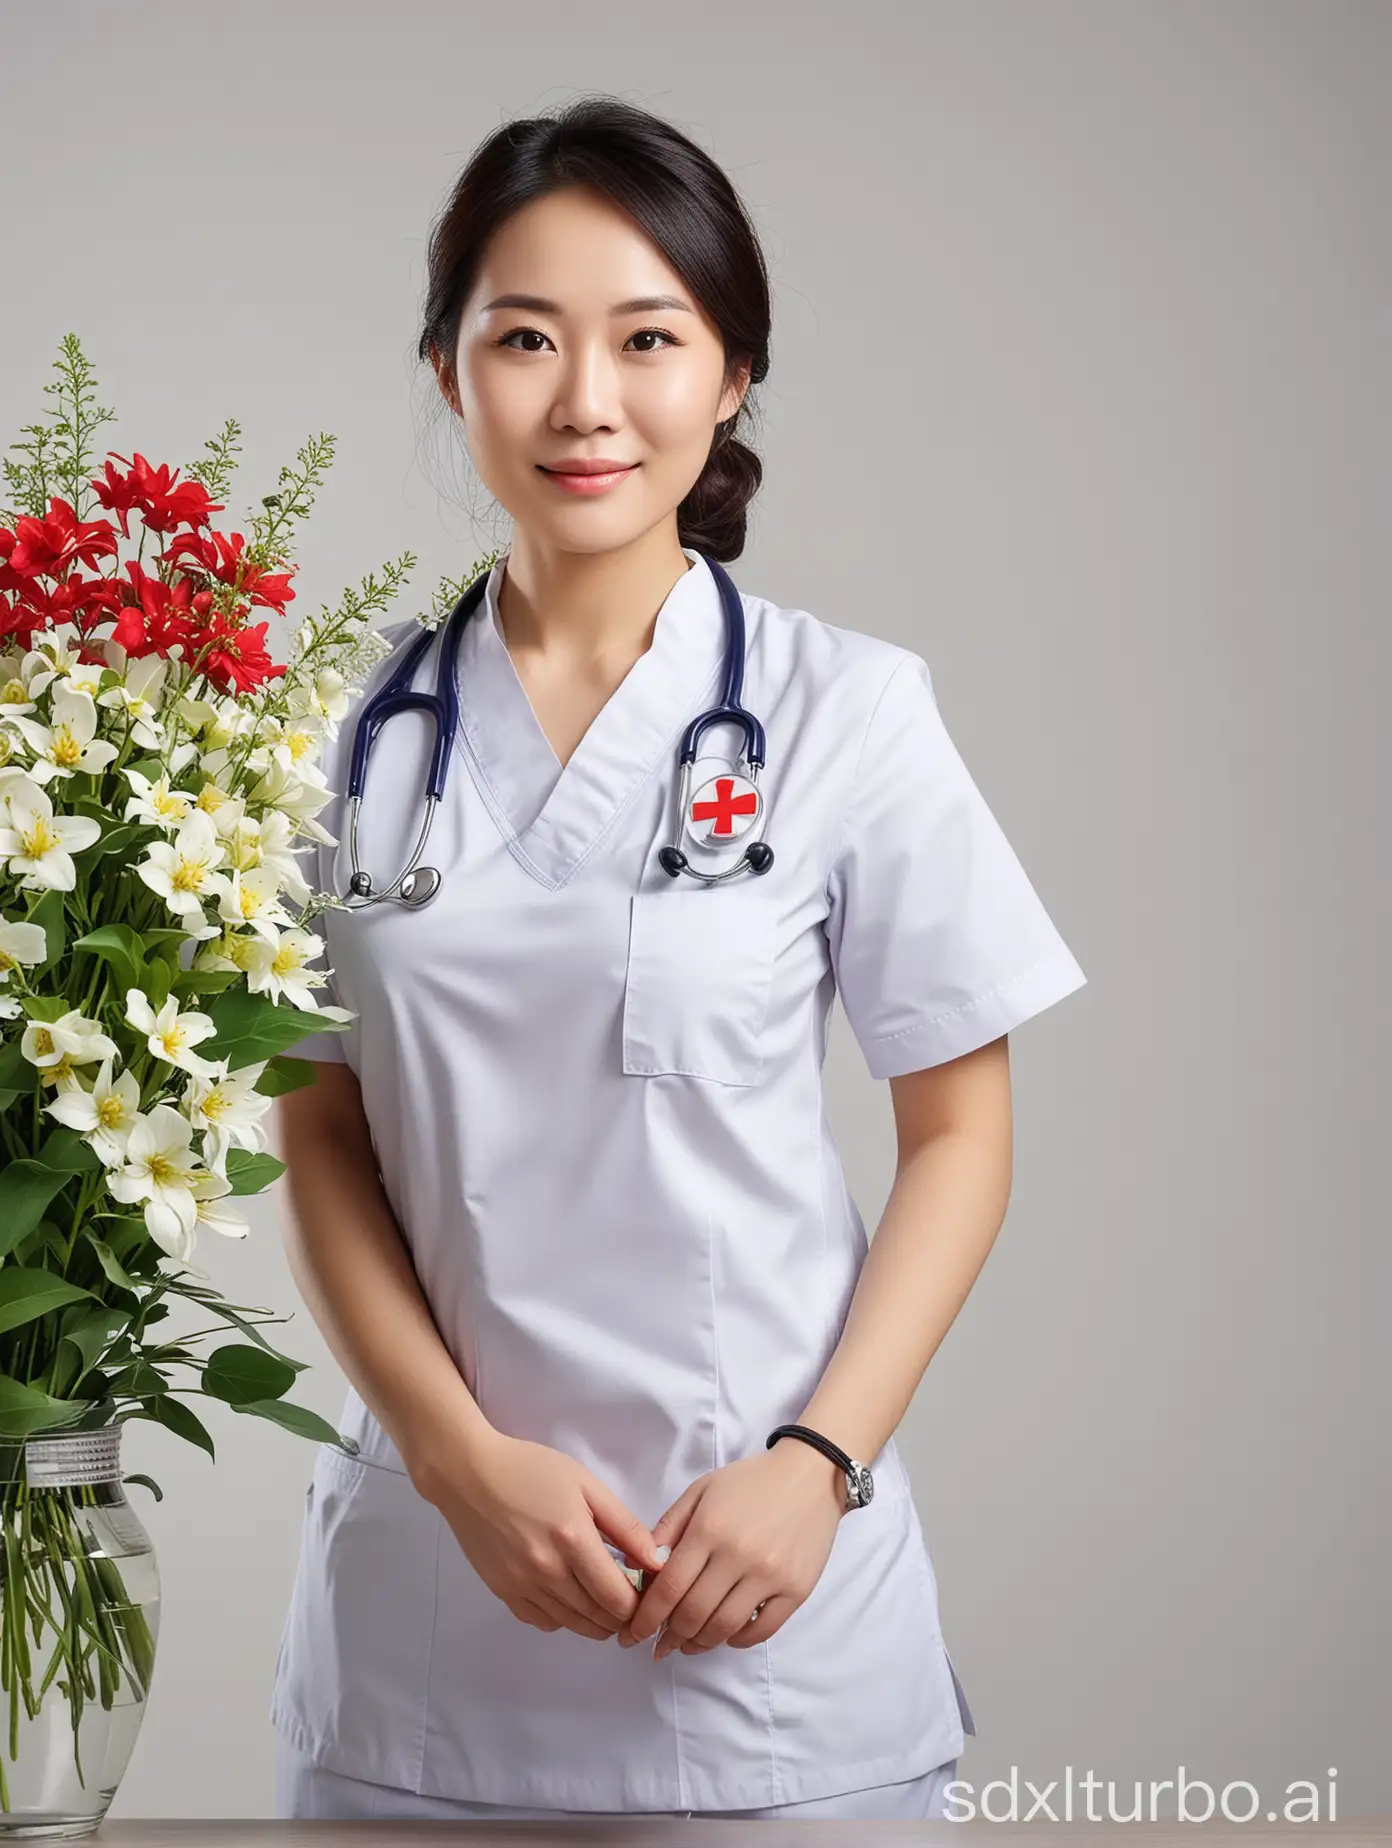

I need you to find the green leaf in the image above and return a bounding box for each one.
[0,1128,103,1261]
[0,1375,89,1442]
[157,1283,308,1368]
[86,1235,142,1293]
[169,968,242,1001]
[103,1358,170,1398]
[254,1054,320,1097]
[69,922,146,998]
[222,1148,286,1196]
[198,986,350,1073]
[121,1471,164,1502]
[0,1037,32,1109]
[142,1392,215,1459]
[23,884,67,974]
[202,1342,296,1405]
[230,1397,355,1450]
[0,1270,99,1337]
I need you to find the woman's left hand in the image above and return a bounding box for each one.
[616,1441,845,1656]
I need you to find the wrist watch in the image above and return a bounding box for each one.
[765,1422,874,1511]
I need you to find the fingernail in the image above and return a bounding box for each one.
[654,1544,671,1563]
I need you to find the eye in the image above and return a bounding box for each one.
[493,326,680,353]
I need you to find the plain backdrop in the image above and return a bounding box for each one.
[2,0,1387,1820]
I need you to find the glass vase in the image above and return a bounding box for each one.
[0,1423,159,1840]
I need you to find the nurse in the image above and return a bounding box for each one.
[269,94,1087,1823]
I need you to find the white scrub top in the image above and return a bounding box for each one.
[268,546,1087,1812]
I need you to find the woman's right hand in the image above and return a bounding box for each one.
[419,1429,667,1640]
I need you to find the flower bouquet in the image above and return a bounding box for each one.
[0,333,477,1834]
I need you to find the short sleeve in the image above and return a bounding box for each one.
[824,652,1087,1078]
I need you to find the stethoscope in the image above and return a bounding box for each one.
[340,549,774,909]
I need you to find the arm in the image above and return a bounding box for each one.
[783,1032,1014,1500]
[621,1035,1014,1657]
[274,1066,497,1502]
[276,1066,666,1638]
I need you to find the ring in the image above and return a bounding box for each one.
[748,1600,767,1623]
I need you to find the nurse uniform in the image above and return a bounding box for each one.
[268,545,1087,1815]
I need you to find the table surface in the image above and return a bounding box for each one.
[86,1823,1392,1844]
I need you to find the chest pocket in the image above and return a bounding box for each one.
[621,886,777,1087]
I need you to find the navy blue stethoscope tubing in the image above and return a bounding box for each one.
[345,550,763,807]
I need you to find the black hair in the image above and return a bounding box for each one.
[417,95,771,562]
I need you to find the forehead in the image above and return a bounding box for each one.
[470,187,687,309]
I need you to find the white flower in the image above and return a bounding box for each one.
[120,764,195,829]
[0,777,103,890]
[0,660,36,723]
[20,638,91,703]
[124,987,223,1078]
[105,1104,203,1261]
[243,753,337,844]
[96,647,169,751]
[21,1009,122,1084]
[45,1055,143,1166]
[182,1062,275,1176]
[188,1166,250,1243]
[0,917,47,985]
[239,923,353,1016]
[133,807,227,919]
[4,682,119,785]
[209,864,295,943]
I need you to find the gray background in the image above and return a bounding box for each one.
[3,0,1386,1819]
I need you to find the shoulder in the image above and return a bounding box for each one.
[742,588,935,739]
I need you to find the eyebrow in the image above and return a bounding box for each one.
[480,292,695,316]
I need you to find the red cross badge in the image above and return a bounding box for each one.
[686,771,762,845]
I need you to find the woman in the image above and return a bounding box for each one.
[269,95,1087,1822]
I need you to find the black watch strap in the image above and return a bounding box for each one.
[765,1422,854,1475]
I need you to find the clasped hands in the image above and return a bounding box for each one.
[615,1442,844,1659]
[425,1425,845,1657]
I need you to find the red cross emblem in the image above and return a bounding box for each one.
[687,771,762,844]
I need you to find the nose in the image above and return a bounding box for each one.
[549,341,624,433]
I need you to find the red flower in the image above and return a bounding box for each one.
[90,452,224,538]
[5,497,118,578]
[191,611,287,698]
[110,559,209,659]
[164,528,297,615]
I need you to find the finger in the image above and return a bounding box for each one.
[535,1582,615,1640]
[626,1536,710,1644]
[650,1477,706,1553]
[581,1477,666,1576]
[724,1590,798,1649]
[656,1559,740,1653]
[513,1596,562,1632]
[685,1573,770,1651]
[570,1533,643,1626]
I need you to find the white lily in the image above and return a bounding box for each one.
[96,647,169,751]
[183,1062,275,1176]
[4,682,119,785]
[0,916,47,986]
[124,987,223,1078]
[0,777,103,890]
[210,863,295,942]
[21,638,94,702]
[243,752,337,844]
[45,1055,144,1166]
[120,765,196,830]
[105,1104,203,1261]
[240,923,355,1018]
[188,1165,251,1243]
[133,807,227,920]
[22,1009,122,1087]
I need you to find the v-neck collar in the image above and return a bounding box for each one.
[451,545,727,888]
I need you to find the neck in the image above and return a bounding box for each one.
[496,529,694,667]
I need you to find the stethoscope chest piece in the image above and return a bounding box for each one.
[684,769,763,847]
